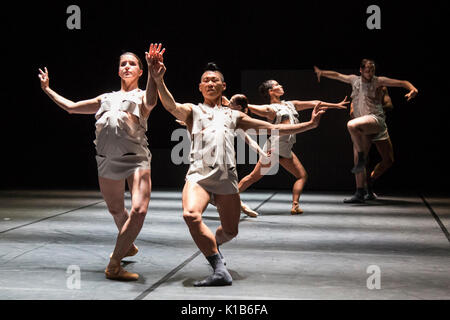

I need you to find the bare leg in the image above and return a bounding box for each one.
[238,158,272,217]
[347,116,382,173]
[344,130,373,203]
[365,138,394,199]
[98,177,139,258]
[372,138,394,181]
[279,152,308,214]
[182,181,215,256]
[98,177,128,230]
[105,169,151,281]
[182,181,232,286]
[214,193,241,246]
[238,158,269,192]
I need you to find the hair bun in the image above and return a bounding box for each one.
[204,62,220,72]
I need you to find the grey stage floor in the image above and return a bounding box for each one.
[0,189,449,300]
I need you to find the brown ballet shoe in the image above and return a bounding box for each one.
[105,265,139,281]
[241,201,259,218]
[291,202,303,215]
[109,244,139,259]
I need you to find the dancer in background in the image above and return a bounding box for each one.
[238,80,349,216]
[149,49,327,286]
[38,43,165,281]
[351,86,394,200]
[314,60,418,203]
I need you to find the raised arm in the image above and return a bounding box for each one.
[377,76,418,101]
[290,96,349,111]
[148,50,192,122]
[247,104,277,121]
[38,67,101,114]
[237,102,326,135]
[143,43,166,113]
[314,66,355,84]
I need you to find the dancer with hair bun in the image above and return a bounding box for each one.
[149,49,327,286]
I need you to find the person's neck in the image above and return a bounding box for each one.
[203,96,222,108]
[270,96,282,104]
[361,76,373,83]
[120,80,139,92]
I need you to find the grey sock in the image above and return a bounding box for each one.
[217,245,226,265]
[193,253,232,287]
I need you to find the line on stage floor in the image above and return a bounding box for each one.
[253,192,277,211]
[134,250,201,300]
[0,200,105,235]
[134,191,277,300]
[420,194,450,243]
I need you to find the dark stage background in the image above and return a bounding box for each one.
[1,1,449,193]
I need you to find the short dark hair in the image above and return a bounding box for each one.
[120,52,143,70]
[360,59,375,69]
[258,80,276,101]
[202,62,225,81]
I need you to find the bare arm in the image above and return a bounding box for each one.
[238,131,268,158]
[290,96,349,111]
[382,87,394,110]
[377,76,418,101]
[38,67,101,114]
[148,51,193,122]
[237,102,326,135]
[314,66,355,84]
[247,104,277,121]
[142,44,166,113]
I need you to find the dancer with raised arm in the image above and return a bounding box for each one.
[238,80,349,216]
[38,44,165,281]
[314,60,418,202]
[149,48,327,286]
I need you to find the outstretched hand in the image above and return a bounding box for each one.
[38,67,49,89]
[333,96,350,109]
[310,102,326,127]
[313,66,322,83]
[145,43,165,66]
[405,88,418,101]
[147,43,166,81]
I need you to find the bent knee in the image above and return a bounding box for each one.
[222,228,238,240]
[183,210,202,225]
[347,120,357,131]
[130,206,147,218]
[302,171,309,181]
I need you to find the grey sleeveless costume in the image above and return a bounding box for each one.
[94,89,151,180]
[185,104,240,195]
[350,75,389,141]
[263,101,299,158]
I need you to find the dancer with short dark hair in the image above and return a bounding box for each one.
[314,60,418,202]
[238,80,349,216]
